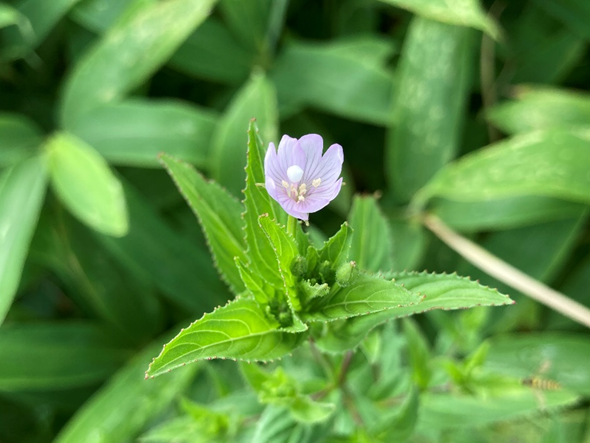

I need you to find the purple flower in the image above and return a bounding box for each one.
[264,134,344,221]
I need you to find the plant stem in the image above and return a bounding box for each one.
[287,215,297,237]
[424,214,590,330]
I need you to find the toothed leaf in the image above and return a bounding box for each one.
[242,120,285,289]
[235,257,274,306]
[258,214,302,312]
[303,272,423,322]
[317,222,353,270]
[159,154,246,293]
[146,298,307,377]
[314,271,514,353]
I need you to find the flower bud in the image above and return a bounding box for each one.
[290,255,308,279]
[335,261,358,287]
[318,260,334,284]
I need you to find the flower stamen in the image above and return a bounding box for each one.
[312,178,321,188]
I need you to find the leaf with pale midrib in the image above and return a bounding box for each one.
[146,298,307,377]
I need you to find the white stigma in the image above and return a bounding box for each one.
[287,165,304,183]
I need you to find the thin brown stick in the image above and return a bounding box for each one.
[424,214,590,329]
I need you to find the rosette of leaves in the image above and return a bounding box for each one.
[146,121,514,378]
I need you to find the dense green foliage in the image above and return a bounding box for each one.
[1,0,590,442]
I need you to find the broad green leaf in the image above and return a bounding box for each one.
[0,155,47,324]
[379,0,499,38]
[387,17,474,202]
[69,99,218,168]
[97,180,227,313]
[70,0,153,33]
[349,195,394,272]
[0,113,42,167]
[1,0,82,56]
[317,222,353,271]
[0,3,33,60]
[30,210,163,342]
[390,220,427,271]
[418,390,579,429]
[485,333,590,396]
[304,272,422,322]
[318,35,398,66]
[373,386,419,442]
[313,272,513,352]
[54,339,199,443]
[159,153,246,294]
[146,298,307,377]
[211,72,278,197]
[403,319,432,389]
[60,0,217,128]
[417,128,590,206]
[235,258,274,306]
[45,132,128,237]
[532,0,590,41]
[170,17,254,84]
[219,0,272,54]
[271,40,394,124]
[252,406,317,443]
[242,120,286,290]
[0,322,131,391]
[432,195,587,232]
[487,86,590,135]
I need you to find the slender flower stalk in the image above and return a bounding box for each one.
[264,134,344,221]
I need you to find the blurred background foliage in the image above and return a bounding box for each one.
[1,0,590,441]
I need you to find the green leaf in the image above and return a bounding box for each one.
[390,220,427,271]
[317,222,353,271]
[170,17,254,85]
[0,3,34,61]
[271,40,393,124]
[54,339,199,443]
[30,210,163,342]
[0,322,131,391]
[211,72,278,197]
[1,0,82,56]
[532,0,590,41]
[60,0,217,128]
[403,319,432,389]
[69,99,218,168]
[289,396,335,424]
[387,17,474,202]
[97,179,226,313]
[485,333,590,396]
[159,153,246,294]
[0,113,42,167]
[139,416,202,443]
[417,128,590,207]
[431,195,587,232]
[487,86,590,135]
[146,298,307,377]
[379,0,499,38]
[304,272,423,323]
[418,390,579,429]
[45,132,128,237]
[218,0,272,54]
[70,0,152,33]
[252,406,317,443]
[242,119,286,290]
[349,195,394,272]
[313,272,513,352]
[0,155,47,324]
[373,386,419,442]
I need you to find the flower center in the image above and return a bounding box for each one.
[281,166,321,204]
[287,165,304,183]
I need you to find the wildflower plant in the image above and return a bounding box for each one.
[145,121,514,430]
